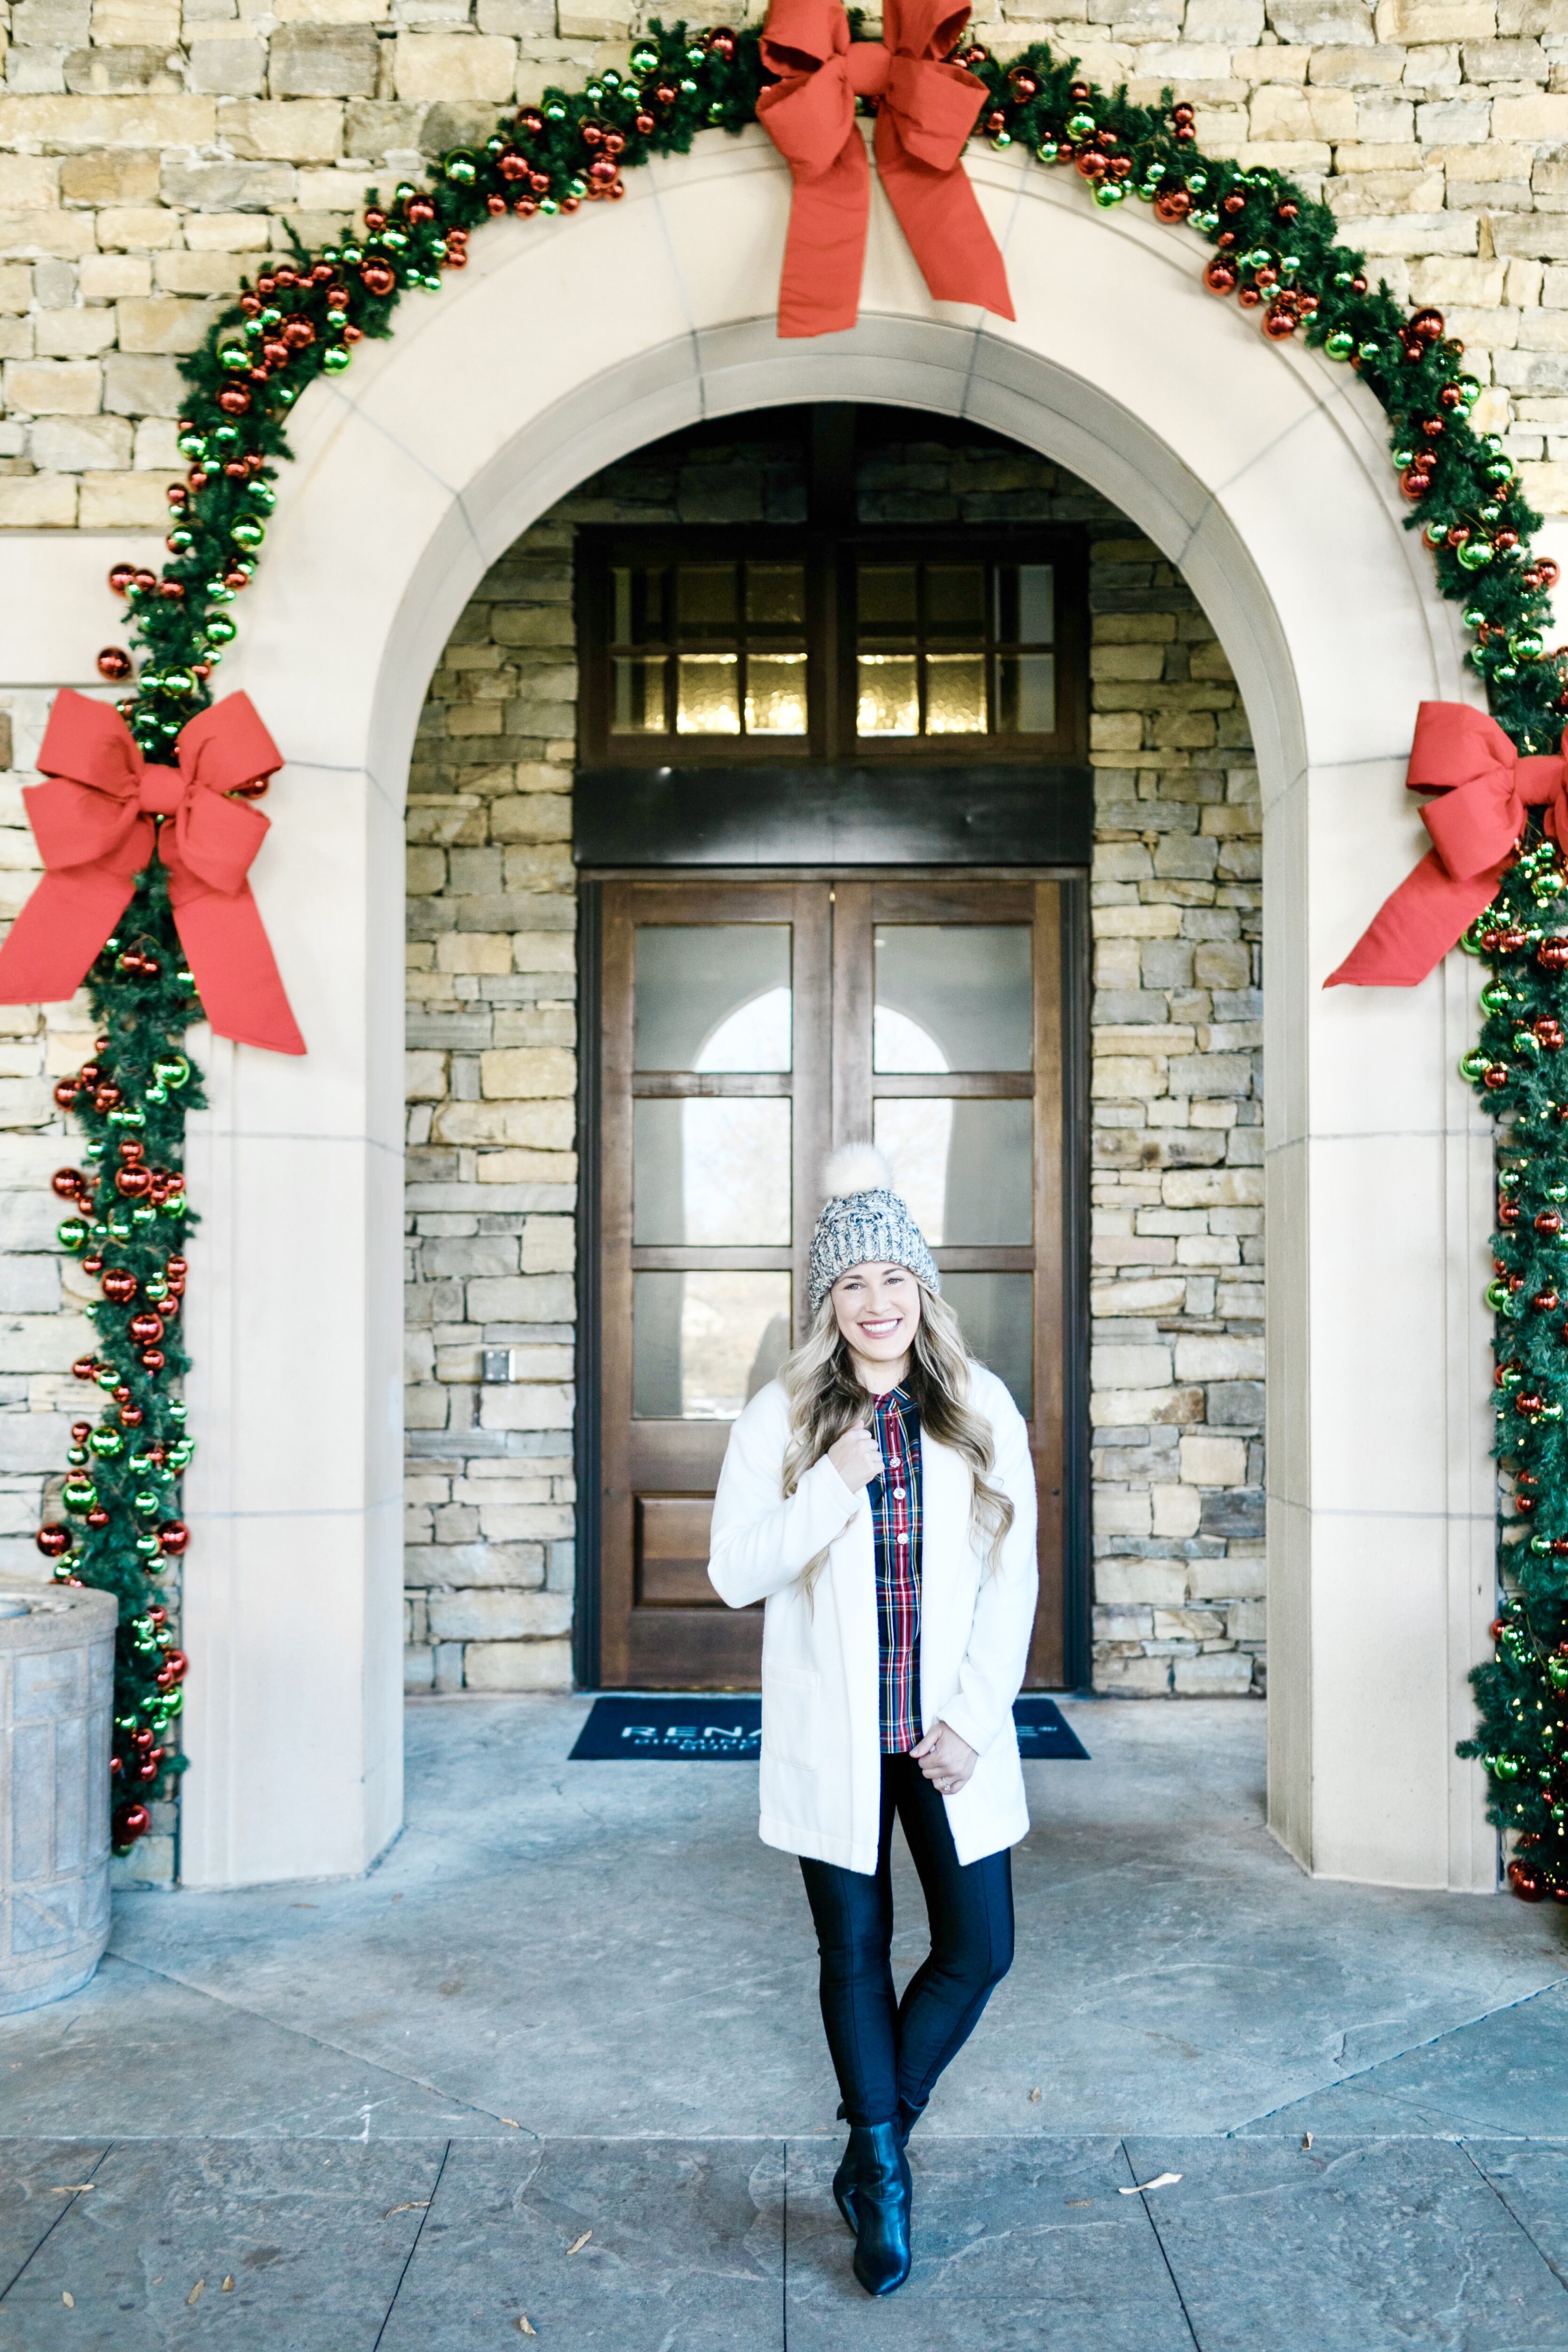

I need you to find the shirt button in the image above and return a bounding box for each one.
[897,1533,908,1546]
[892,1486,905,1499]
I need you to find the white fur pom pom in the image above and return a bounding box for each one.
[821,1142,894,1201]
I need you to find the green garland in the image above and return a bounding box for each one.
[49,21,1567,1862]
[39,863,197,1855]
[1457,873,1568,1904]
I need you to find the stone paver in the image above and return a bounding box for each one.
[1124,2136,1568,2352]
[379,2140,783,2351]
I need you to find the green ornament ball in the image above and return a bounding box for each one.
[1457,540,1495,571]
[1324,329,1354,360]
[56,1218,86,1250]
[324,343,353,371]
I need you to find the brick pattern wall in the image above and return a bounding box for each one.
[0,3,1563,525]
[402,423,1265,1695]
[403,521,578,1692]
[1087,534,1265,1695]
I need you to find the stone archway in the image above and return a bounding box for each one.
[159,126,1488,1892]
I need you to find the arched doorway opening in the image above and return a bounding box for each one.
[174,132,1489,1896]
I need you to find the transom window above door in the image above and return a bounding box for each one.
[577,531,1085,766]
[608,560,810,742]
[856,559,1056,740]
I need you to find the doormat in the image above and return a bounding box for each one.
[568,1695,1089,1762]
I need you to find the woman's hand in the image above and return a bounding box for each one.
[828,1422,883,1493]
[912,1720,978,1796]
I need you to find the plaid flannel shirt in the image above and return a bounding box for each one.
[869,1385,922,1754]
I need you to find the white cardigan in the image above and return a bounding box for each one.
[708,1366,1039,1875]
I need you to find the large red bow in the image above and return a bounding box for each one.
[0,690,304,1055]
[1327,703,1568,990]
[757,0,1013,339]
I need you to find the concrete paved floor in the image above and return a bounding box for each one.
[3,1695,1568,2345]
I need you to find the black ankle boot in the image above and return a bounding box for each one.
[848,2122,912,2296]
[834,2108,920,2236]
[832,2139,860,2234]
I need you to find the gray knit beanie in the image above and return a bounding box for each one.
[808,1144,940,1316]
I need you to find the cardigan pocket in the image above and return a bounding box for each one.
[761,1665,820,1768]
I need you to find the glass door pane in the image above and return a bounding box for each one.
[632,1271,793,1420]
[633,1099,792,1245]
[874,926,1033,1071]
[872,1098,1032,1244]
[634,926,792,1071]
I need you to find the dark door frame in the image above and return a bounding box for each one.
[573,864,1092,1693]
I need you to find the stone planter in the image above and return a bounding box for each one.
[0,1584,117,2014]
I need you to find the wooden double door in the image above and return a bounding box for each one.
[595,875,1075,1690]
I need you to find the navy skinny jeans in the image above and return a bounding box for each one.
[798,1751,1015,2131]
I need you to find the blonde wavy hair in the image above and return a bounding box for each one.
[780,1278,1015,1597]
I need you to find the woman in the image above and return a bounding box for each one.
[708,1145,1038,2297]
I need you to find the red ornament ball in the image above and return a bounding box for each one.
[1203,260,1238,297]
[35,1524,72,1558]
[1509,1860,1547,1902]
[113,1801,152,1844]
[96,647,132,682]
[159,1521,190,1556]
[101,1268,137,1304]
[85,1507,110,1530]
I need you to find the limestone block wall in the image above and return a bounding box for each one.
[402,421,1266,1696]
[402,521,578,1694]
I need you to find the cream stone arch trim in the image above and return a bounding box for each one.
[17,127,1491,1891]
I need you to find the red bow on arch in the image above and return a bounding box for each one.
[756,0,1014,339]
[0,689,304,1055]
[1327,703,1568,989]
